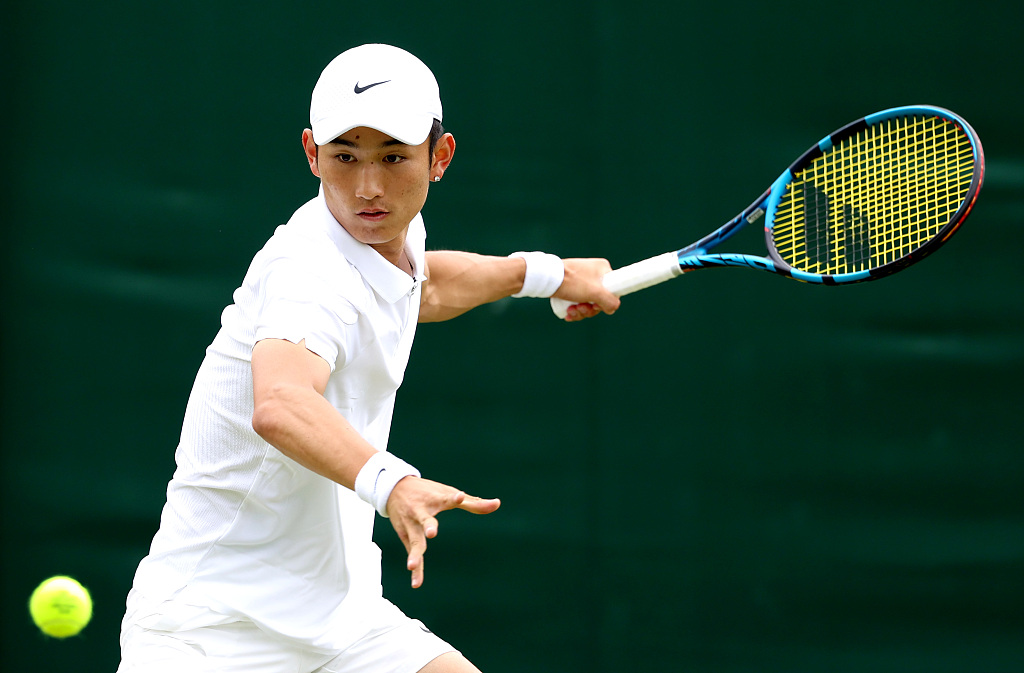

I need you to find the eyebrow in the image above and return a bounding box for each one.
[328,137,408,149]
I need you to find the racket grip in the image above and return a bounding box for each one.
[549,251,682,319]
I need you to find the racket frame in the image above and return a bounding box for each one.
[551,104,984,318]
[674,105,985,285]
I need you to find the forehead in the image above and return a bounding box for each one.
[328,126,407,148]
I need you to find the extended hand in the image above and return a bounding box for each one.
[554,258,621,321]
[386,476,501,588]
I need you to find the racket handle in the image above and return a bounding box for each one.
[550,251,682,319]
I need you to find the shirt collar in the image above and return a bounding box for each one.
[316,186,426,304]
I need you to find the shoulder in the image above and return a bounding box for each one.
[252,225,368,318]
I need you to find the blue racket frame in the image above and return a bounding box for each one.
[672,104,985,285]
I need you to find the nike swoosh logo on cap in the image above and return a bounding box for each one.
[354,80,390,94]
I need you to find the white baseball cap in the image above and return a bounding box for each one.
[310,44,443,146]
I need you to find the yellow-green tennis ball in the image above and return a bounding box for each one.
[29,576,93,638]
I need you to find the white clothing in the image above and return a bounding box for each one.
[126,188,427,653]
[118,595,455,673]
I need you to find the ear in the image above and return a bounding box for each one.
[430,133,456,181]
[302,128,321,178]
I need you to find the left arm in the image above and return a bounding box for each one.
[419,251,621,322]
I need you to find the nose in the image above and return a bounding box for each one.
[354,162,385,200]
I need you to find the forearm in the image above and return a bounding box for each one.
[419,250,621,323]
[419,251,526,322]
[252,382,376,490]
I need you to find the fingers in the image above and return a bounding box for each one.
[409,556,424,589]
[564,302,615,321]
[600,292,622,314]
[388,480,499,589]
[458,495,502,514]
[564,303,598,321]
[589,280,622,316]
[398,513,432,589]
[407,545,425,589]
[405,516,436,589]
[402,520,428,589]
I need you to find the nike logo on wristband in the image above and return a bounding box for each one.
[371,468,385,497]
[354,80,390,94]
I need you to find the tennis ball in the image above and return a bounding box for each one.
[29,576,93,638]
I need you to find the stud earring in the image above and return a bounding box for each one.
[433,176,441,182]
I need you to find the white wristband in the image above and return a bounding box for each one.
[509,251,564,298]
[354,452,421,517]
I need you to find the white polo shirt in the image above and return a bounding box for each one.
[129,187,427,653]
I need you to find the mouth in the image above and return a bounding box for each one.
[357,208,389,223]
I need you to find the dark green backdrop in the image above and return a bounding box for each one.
[4,1,1022,671]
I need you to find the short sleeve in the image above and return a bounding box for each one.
[254,256,362,372]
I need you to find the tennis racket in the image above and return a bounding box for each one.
[551,104,985,319]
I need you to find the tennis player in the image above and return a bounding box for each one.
[117,43,619,673]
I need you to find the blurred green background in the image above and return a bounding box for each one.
[3,1,1023,671]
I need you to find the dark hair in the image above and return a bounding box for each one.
[428,118,445,165]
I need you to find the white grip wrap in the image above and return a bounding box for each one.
[550,251,682,319]
[509,251,565,298]
[354,452,421,518]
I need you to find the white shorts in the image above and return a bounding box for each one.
[117,593,457,673]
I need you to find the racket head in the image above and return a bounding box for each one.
[763,105,984,284]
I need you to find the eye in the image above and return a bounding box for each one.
[382,154,406,164]
[336,153,355,163]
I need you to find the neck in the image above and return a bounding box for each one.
[371,242,413,277]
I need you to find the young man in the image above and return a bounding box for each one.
[118,44,620,673]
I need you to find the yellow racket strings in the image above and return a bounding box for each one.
[772,115,974,275]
